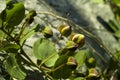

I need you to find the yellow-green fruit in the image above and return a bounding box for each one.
[5,2,25,26]
[67,56,78,70]
[85,57,96,68]
[58,24,72,37]
[70,33,85,48]
[88,68,100,78]
[66,41,78,50]
[43,26,53,38]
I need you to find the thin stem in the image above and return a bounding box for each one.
[52,63,66,72]
[39,52,58,67]
[16,19,30,40]
[0,28,15,41]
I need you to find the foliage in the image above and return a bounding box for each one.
[0,0,120,80]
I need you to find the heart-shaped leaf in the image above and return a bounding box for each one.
[33,38,58,67]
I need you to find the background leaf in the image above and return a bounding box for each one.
[3,53,26,80]
[113,0,120,6]
[114,30,120,38]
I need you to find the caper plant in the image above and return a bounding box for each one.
[0,0,120,80]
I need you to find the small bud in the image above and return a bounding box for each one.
[70,33,85,48]
[43,26,53,38]
[66,41,78,50]
[29,10,36,18]
[58,24,72,37]
[88,68,100,78]
[25,10,36,21]
[67,56,78,70]
[85,57,96,68]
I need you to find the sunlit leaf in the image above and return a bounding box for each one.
[0,30,3,40]
[33,38,57,67]
[4,53,26,79]
[114,51,120,60]
[113,0,120,6]
[91,0,104,3]
[114,30,120,38]
[75,50,86,68]
[44,52,59,67]
[74,77,86,80]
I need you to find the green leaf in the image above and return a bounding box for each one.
[74,77,86,80]
[0,16,2,27]
[4,53,26,79]
[44,52,59,67]
[0,44,20,53]
[114,51,120,60]
[33,38,57,67]
[113,0,120,6]
[91,0,104,3]
[52,55,72,79]
[75,50,86,68]
[0,30,3,40]
[108,20,120,32]
[114,30,120,38]
[4,1,25,27]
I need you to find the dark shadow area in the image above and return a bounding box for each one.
[25,70,45,80]
[97,16,114,33]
